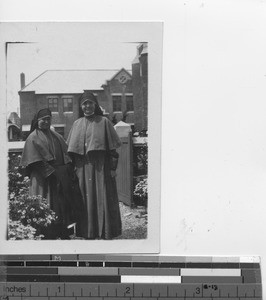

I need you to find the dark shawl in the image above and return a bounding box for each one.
[20,129,71,167]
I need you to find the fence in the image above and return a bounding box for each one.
[114,121,148,207]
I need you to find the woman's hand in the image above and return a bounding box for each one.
[110,170,117,178]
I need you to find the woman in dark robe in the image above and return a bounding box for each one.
[67,91,122,239]
[20,108,85,239]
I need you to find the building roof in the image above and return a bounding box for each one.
[20,69,132,94]
[7,123,20,130]
[8,112,21,127]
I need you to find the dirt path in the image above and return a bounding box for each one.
[115,203,147,239]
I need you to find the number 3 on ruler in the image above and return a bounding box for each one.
[195,287,201,294]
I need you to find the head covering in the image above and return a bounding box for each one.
[30,108,52,133]
[80,91,103,116]
[37,108,52,120]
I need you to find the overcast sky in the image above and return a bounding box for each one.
[6,23,141,116]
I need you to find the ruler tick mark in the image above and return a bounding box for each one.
[1,256,262,300]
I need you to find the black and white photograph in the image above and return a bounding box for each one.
[0,22,162,253]
[2,0,266,294]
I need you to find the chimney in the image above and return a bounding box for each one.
[20,73,25,89]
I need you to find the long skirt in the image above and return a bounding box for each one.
[74,151,122,239]
[29,164,86,238]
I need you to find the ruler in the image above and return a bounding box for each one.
[0,255,262,299]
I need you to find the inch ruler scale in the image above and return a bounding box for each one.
[0,255,262,300]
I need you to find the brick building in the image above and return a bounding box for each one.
[19,69,134,140]
[19,43,148,140]
[132,43,148,132]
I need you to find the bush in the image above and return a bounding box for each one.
[8,154,28,197]
[9,194,57,236]
[9,173,29,200]
[133,177,148,206]
[133,144,148,176]
[8,152,58,240]
[8,220,43,240]
[8,153,22,172]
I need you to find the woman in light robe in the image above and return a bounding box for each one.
[67,91,122,239]
[20,108,86,239]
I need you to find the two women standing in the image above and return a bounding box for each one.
[20,91,122,240]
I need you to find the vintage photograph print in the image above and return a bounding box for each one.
[0,22,162,253]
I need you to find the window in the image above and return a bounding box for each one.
[112,95,122,112]
[47,97,58,112]
[63,97,73,112]
[126,95,134,112]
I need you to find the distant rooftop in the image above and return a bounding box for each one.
[20,69,132,94]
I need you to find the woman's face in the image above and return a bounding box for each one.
[81,100,96,115]
[38,116,51,130]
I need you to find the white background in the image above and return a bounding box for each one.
[1,0,266,296]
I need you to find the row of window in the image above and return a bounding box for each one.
[113,95,134,112]
[48,97,73,112]
[47,95,134,113]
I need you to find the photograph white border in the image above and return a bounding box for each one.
[0,22,162,254]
